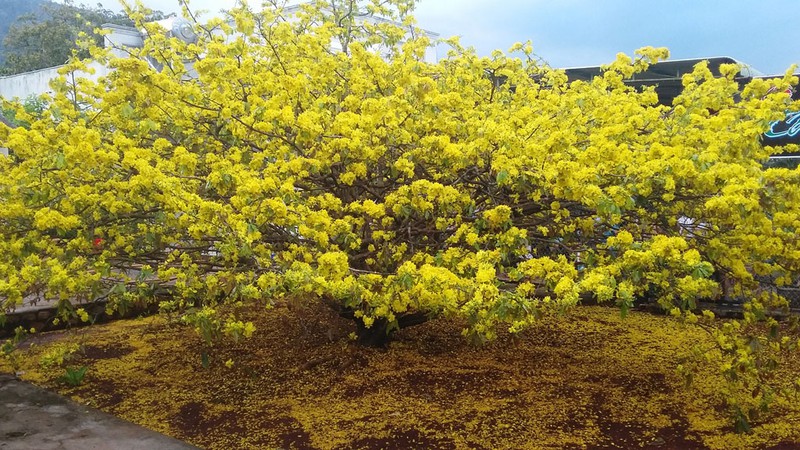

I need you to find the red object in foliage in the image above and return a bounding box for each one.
[93,237,104,250]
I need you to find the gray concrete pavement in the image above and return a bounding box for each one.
[0,373,199,450]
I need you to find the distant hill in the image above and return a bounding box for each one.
[0,0,46,66]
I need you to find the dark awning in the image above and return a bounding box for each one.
[563,56,759,105]
[563,57,800,150]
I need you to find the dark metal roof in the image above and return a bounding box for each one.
[563,57,800,153]
[563,56,760,81]
[563,56,761,105]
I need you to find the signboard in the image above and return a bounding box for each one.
[764,111,800,147]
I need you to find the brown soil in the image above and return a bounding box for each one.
[3,303,800,450]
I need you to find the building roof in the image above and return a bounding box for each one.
[563,56,763,105]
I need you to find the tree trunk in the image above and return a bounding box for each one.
[352,311,431,347]
[354,318,392,347]
[320,294,430,347]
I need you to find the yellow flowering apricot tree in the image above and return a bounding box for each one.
[1,0,800,427]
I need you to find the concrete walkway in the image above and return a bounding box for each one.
[0,374,199,450]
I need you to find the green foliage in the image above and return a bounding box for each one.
[1,95,47,129]
[0,326,30,373]
[39,342,80,369]
[61,365,88,386]
[0,0,45,65]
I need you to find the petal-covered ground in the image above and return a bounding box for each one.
[3,304,800,449]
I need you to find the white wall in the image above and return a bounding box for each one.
[0,62,115,100]
[0,25,141,101]
[0,65,68,100]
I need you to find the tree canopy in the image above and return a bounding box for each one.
[1,0,800,430]
[0,0,45,65]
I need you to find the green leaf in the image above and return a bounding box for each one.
[53,152,66,169]
[397,272,413,289]
[734,408,752,434]
[631,269,642,283]
[496,170,509,185]
[598,198,616,215]
[120,102,135,118]
[748,337,762,353]
[110,283,127,295]
[691,262,713,279]
[768,321,780,340]
[61,366,88,386]
[221,173,233,187]
[137,267,153,281]
[618,297,632,319]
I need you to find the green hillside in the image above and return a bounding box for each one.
[0,0,46,66]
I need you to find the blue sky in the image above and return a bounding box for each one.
[114,0,800,75]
